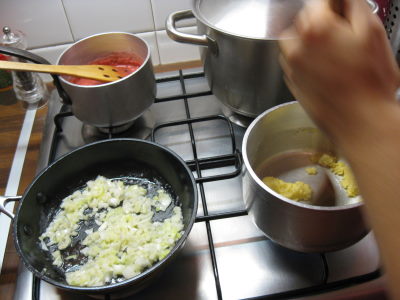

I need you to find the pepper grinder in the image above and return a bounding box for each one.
[1,26,48,109]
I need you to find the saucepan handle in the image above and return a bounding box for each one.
[0,195,21,220]
[0,45,72,105]
[367,0,379,14]
[166,10,218,55]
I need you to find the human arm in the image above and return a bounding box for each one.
[279,0,400,299]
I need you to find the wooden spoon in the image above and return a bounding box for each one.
[0,60,126,82]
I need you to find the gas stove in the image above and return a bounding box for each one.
[14,69,383,300]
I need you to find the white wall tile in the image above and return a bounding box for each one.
[156,27,201,65]
[151,0,196,30]
[0,0,73,49]
[62,0,156,41]
[31,44,71,65]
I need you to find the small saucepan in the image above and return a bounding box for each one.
[0,138,198,297]
[56,32,156,128]
[0,32,156,129]
[242,102,369,253]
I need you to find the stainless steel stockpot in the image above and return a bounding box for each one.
[242,102,369,253]
[57,32,156,128]
[166,0,298,118]
[166,0,378,119]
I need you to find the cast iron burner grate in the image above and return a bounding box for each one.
[33,71,381,300]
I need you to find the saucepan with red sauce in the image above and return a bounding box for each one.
[57,32,156,128]
[68,52,142,86]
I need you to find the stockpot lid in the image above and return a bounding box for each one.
[192,0,305,40]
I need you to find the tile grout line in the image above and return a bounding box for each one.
[60,0,76,42]
[0,106,37,273]
[149,0,162,65]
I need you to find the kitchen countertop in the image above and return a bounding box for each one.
[0,87,49,300]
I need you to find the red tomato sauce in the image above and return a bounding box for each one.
[68,52,142,86]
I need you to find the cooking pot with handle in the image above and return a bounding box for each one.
[0,32,156,129]
[166,0,379,120]
[56,32,156,129]
[242,102,368,253]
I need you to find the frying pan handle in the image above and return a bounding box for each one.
[166,10,218,55]
[0,45,72,105]
[0,195,21,220]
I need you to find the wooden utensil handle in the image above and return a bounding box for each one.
[0,60,117,82]
[0,60,72,75]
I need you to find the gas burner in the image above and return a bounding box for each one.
[81,109,155,143]
[97,121,135,134]
[221,105,255,128]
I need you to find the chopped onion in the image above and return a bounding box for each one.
[39,176,184,287]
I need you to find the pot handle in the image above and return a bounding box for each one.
[367,0,379,14]
[166,10,218,55]
[0,45,72,105]
[0,195,21,220]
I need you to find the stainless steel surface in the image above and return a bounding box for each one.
[193,0,304,39]
[242,102,368,252]
[369,0,380,13]
[14,264,34,300]
[193,0,377,38]
[166,10,210,46]
[384,0,400,64]
[166,0,379,120]
[14,69,385,299]
[298,277,387,300]
[220,105,254,128]
[166,3,295,119]
[57,32,156,128]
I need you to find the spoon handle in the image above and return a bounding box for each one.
[0,60,118,82]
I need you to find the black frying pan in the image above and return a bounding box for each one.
[0,138,198,297]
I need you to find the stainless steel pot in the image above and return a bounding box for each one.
[242,102,369,253]
[166,0,378,120]
[166,0,298,118]
[57,32,156,128]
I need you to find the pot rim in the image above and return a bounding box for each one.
[13,138,198,293]
[192,9,283,41]
[56,31,152,88]
[191,0,378,41]
[242,101,363,211]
